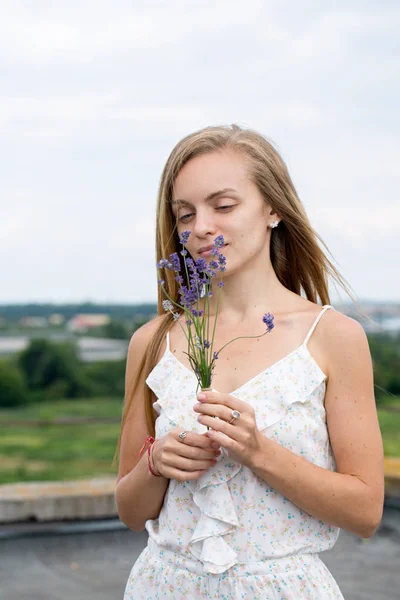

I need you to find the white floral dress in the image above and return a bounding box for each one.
[124,305,345,599]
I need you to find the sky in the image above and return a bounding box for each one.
[1,1,399,305]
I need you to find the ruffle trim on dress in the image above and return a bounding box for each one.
[146,347,327,574]
[240,355,327,432]
[187,470,241,573]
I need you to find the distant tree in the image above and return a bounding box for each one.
[103,320,130,340]
[0,360,30,407]
[17,338,90,399]
[368,333,400,402]
[83,360,126,397]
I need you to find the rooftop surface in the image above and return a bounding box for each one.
[0,508,399,600]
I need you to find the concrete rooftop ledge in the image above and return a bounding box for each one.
[0,477,117,524]
[0,459,399,524]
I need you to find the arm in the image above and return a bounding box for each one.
[115,317,169,532]
[197,313,385,538]
[252,314,384,538]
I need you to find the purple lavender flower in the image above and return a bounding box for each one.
[218,254,226,267]
[169,252,181,272]
[185,257,195,271]
[162,300,174,312]
[156,232,233,389]
[217,281,224,288]
[195,257,208,272]
[263,312,275,332]
[156,258,172,269]
[180,230,191,245]
[213,235,225,248]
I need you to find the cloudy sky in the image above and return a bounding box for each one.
[1,1,399,305]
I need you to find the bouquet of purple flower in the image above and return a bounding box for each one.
[156,230,274,392]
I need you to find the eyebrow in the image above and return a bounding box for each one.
[171,188,238,207]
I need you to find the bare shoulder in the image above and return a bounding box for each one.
[128,313,166,349]
[319,307,367,346]
[315,307,370,379]
[125,314,167,407]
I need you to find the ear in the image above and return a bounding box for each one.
[267,207,281,228]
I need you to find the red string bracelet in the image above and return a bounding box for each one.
[138,435,162,477]
[138,435,154,458]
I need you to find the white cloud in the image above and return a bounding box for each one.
[314,204,400,241]
[0,0,399,302]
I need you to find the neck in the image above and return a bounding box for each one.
[198,262,289,326]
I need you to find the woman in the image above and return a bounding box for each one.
[116,124,384,599]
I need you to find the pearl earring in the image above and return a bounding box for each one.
[269,221,279,228]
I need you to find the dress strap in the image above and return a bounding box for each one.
[165,331,170,351]
[303,305,333,347]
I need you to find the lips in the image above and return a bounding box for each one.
[198,244,228,255]
[198,244,214,254]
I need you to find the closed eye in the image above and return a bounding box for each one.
[179,205,234,222]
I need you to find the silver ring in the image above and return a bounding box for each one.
[178,430,188,442]
[228,409,241,424]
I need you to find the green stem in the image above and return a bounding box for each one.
[215,328,271,356]
[159,282,201,369]
[209,279,222,362]
[159,283,191,339]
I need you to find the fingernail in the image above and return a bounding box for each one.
[197,393,206,400]
[193,403,200,410]
[211,443,220,449]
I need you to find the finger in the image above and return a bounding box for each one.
[166,455,217,472]
[167,467,206,482]
[197,390,249,412]
[206,429,236,451]
[174,430,216,449]
[197,414,240,439]
[201,432,221,450]
[173,443,221,460]
[194,402,238,423]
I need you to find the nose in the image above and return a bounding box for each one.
[191,207,217,239]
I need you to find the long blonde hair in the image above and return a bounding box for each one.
[114,123,358,463]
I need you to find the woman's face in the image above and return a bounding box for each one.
[171,148,274,276]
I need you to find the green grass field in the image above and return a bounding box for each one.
[0,397,399,485]
[0,398,123,484]
[0,397,123,422]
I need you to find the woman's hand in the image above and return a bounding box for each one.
[193,390,263,466]
[152,428,221,481]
